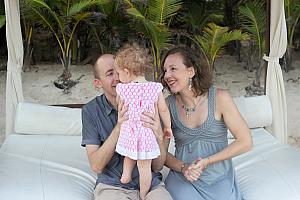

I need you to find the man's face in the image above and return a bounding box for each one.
[94,55,120,98]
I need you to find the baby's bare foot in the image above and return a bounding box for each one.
[120,173,131,184]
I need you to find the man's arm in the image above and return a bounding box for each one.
[86,124,121,173]
[83,100,128,174]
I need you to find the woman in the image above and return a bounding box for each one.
[161,46,252,200]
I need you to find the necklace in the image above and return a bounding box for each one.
[180,95,206,117]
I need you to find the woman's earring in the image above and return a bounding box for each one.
[188,78,193,91]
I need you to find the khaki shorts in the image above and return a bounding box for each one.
[94,182,172,200]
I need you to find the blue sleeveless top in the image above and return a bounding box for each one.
[165,86,242,200]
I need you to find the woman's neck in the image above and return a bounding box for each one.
[178,90,198,107]
[131,75,147,83]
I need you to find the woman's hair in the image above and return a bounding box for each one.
[114,43,151,76]
[160,45,213,96]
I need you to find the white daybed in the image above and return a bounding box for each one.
[0,95,300,200]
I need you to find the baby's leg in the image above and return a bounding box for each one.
[121,156,136,184]
[137,159,152,200]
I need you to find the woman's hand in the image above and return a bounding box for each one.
[183,157,210,182]
[141,103,164,142]
[117,100,128,126]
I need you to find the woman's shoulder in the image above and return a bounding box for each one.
[214,88,234,105]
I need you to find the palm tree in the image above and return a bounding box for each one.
[284,0,300,71]
[89,0,128,54]
[23,0,108,88]
[173,0,223,46]
[123,0,182,80]
[193,22,248,71]
[239,0,266,86]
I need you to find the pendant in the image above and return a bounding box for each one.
[185,112,190,117]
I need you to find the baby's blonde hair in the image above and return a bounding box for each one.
[114,43,151,76]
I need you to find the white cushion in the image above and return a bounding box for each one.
[233,128,300,200]
[14,102,82,135]
[233,95,272,128]
[0,134,95,200]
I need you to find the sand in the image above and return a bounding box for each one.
[0,53,299,146]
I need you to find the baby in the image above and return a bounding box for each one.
[114,43,172,200]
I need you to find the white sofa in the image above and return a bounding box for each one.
[1,96,300,200]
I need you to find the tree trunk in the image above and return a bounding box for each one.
[282,46,294,72]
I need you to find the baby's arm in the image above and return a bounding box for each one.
[157,92,172,138]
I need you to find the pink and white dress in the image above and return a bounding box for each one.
[116,82,163,160]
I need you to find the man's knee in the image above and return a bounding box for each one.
[146,182,172,200]
[94,183,140,200]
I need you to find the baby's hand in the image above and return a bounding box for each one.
[163,127,173,139]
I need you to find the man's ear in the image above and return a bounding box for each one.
[93,79,102,89]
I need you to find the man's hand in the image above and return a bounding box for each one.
[117,99,128,126]
[141,102,164,142]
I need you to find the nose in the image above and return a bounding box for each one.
[164,69,171,79]
[113,71,120,83]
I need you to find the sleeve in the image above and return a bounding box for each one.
[81,106,102,147]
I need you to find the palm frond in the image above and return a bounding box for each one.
[68,0,108,17]
[194,23,247,69]
[239,0,265,60]
[285,0,300,45]
[25,0,65,32]
[0,15,5,29]
[126,7,146,20]
[239,0,265,53]
[147,0,182,24]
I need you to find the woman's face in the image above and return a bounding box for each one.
[163,53,194,93]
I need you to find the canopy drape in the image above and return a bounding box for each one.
[4,0,24,135]
[263,0,288,143]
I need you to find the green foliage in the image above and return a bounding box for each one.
[285,0,300,47]
[239,0,265,57]
[89,0,128,53]
[123,0,182,79]
[0,0,4,29]
[194,22,248,70]
[23,0,108,79]
[0,15,5,29]
[179,1,223,35]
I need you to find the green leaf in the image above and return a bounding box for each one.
[0,15,5,29]
[194,23,247,70]
[239,0,266,56]
[68,0,108,17]
[147,0,182,24]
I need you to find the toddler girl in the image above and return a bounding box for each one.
[114,43,172,200]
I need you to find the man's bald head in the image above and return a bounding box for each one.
[94,54,115,79]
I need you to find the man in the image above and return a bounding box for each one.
[81,54,172,200]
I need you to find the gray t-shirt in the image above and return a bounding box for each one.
[81,94,162,190]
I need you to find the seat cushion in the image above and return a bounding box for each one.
[233,128,300,200]
[0,134,96,200]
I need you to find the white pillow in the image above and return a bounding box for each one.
[14,102,82,135]
[233,95,272,129]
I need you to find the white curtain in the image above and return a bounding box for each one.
[263,0,288,143]
[4,0,24,135]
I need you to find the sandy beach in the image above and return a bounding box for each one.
[0,52,299,146]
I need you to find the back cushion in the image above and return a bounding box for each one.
[14,102,82,135]
[233,95,272,129]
